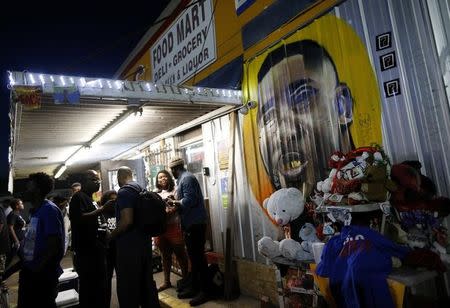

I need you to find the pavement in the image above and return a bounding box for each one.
[3,252,260,308]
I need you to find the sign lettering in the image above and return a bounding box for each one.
[151,0,216,85]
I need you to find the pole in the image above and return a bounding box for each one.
[223,111,240,300]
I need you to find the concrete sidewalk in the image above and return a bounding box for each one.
[155,274,259,308]
[4,252,260,307]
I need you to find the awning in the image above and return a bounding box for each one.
[8,71,242,179]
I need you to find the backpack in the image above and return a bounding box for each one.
[124,185,168,236]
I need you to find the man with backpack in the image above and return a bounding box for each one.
[109,166,160,308]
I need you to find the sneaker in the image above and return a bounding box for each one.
[177,288,198,299]
[189,292,212,306]
[177,274,192,292]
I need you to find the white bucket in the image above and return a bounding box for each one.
[312,242,325,264]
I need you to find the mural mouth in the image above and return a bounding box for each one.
[277,152,309,178]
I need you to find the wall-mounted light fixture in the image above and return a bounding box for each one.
[54,164,67,179]
[238,100,257,115]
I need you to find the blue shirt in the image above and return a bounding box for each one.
[21,200,65,278]
[316,226,410,308]
[176,169,207,229]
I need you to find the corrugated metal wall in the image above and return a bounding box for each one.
[202,114,281,262]
[337,0,450,196]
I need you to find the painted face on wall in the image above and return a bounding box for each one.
[257,41,353,195]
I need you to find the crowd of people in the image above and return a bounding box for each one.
[0,157,214,307]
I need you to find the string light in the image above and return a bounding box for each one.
[8,72,243,100]
[8,72,15,86]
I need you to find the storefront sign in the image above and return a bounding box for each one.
[151,0,216,85]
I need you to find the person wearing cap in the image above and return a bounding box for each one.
[167,157,212,306]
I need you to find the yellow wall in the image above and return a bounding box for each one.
[242,0,341,61]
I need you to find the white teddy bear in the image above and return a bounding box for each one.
[257,188,321,261]
[263,187,304,227]
[258,236,281,259]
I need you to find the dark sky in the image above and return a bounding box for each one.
[0,1,170,193]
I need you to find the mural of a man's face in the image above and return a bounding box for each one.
[257,41,353,195]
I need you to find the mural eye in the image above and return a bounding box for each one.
[282,209,286,212]
[289,80,318,112]
[273,212,276,216]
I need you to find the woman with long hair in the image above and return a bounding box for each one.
[154,170,189,291]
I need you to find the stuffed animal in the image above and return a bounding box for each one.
[389,161,450,260]
[263,188,304,226]
[263,187,305,242]
[315,148,391,205]
[316,169,337,194]
[258,188,310,260]
[298,222,320,253]
[390,162,450,217]
[258,223,320,261]
[279,239,310,260]
[360,164,396,202]
[257,236,281,259]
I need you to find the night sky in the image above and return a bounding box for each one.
[0,1,170,193]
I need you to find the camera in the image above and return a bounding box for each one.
[239,100,258,115]
[247,100,257,109]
